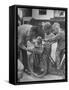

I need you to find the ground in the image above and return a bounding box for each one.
[19,72,64,82]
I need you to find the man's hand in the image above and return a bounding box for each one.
[21,45,27,50]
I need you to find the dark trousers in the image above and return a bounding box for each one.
[19,48,28,70]
[22,49,28,70]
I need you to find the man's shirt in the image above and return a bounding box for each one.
[18,24,32,48]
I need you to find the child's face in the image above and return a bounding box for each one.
[37,39,42,45]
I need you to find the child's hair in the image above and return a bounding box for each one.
[42,22,52,35]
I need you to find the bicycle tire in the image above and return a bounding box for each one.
[28,52,48,78]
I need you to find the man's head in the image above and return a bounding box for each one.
[52,22,61,34]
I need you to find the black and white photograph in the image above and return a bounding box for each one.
[17,6,67,83]
[0,0,69,89]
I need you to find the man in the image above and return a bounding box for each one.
[18,24,32,73]
[47,22,65,69]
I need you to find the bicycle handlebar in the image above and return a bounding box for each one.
[19,39,53,52]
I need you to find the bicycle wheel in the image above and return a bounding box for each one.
[60,59,65,75]
[28,52,48,78]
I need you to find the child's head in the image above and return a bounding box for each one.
[52,22,60,34]
[37,36,42,45]
[43,22,52,35]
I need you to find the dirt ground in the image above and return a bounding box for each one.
[19,72,64,82]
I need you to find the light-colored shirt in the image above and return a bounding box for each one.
[48,30,65,50]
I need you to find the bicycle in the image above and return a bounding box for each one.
[19,40,65,78]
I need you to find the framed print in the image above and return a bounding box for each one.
[9,5,67,85]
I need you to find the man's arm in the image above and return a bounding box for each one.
[19,42,27,50]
